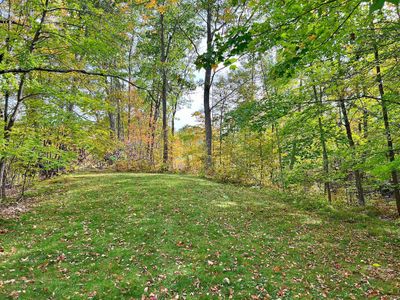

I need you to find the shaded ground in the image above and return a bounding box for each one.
[0,173,399,299]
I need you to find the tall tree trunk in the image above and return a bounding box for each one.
[339,99,365,206]
[117,97,123,141]
[363,106,368,139]
[127,38,134,142]
[219,101,225,166]
[171,100,178,137]
[149,100,160,165]
[160,13,169,166]
[0,91,10,200]
[275,124,284,190]
[170,101,178,167]
[108,111,116,138]
[374,46,400,215]
[0,158,6,200]
[313,85,332,202]
[203,4,213,173]
[147,100,154,159]
[259,134,264,185]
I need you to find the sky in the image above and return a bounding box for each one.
[174,85,203,130]
[174,38,207,130]
[174,67,205,130]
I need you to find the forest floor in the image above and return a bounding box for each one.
[0,173,399,299]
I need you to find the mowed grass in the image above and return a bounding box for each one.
[0,173,399,299]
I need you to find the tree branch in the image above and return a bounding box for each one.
[0,67,146,90]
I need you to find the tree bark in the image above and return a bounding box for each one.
[127,37,134,142]
[160,13,169,166]
[108,110,116,138]
[149,98,160,165]
[339,99,365,206]
[313,85,332,203]
[203,3,213,172]
[275,124,284,190]
[0,158,6,200]
[117,98,123,141]
[374,46,400,215]
[170,100,178,167]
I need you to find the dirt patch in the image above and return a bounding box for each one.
[0,198,37,220]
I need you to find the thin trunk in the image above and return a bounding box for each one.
[203,4,213,172]
[171,101,178,137]
[108,111,116,138]
[117,98,123,141]
[170,101,178,167]
[150,100,160,164]
[171,114,175,137]
[147,99,154,160]
[275,124,284,190]
[127,38,134,142]
[0,91,10,200]
[339,99,365,206]
[160,13,169,166]
[219,101,225,166]
[259,134,264,185]
[127,92,132,142]
[313,85,332,203]
[363,107,368,139]
[374,46,400,215]
[0,159,6,200]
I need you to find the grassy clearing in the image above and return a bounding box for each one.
[0,173,399,299]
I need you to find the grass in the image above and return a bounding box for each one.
[0,172,399,299]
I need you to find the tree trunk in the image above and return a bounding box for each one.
[339,99,365,206]
[149,99,160,165]
[127,38,134,142]
[259,134,264,185]
[275,124,284,190]
[313,85,332,202]
[108,111,116,138]
[147,99,154,161]
[170,101,178,167]
[1,90,10,200]
[203,4,213,172]
[204,67,212,172]
[117,97,124,141]
[219,101,225,166]
[0,158,6,200]
[160,13,169,167]
[374,46,400,215]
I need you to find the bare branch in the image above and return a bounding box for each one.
[0,67,146,90]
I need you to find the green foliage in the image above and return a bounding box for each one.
[370,0,400,12]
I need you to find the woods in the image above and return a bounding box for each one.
[1,1,400,298]
[1,0,400,214]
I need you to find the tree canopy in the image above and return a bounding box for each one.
[1,0,400,216]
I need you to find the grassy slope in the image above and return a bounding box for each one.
[0,173,399,299]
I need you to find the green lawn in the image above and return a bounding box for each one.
[0,173,399,299]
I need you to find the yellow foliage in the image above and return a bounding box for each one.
[307,34,317,41]
[157,5,167,14]
[146,0,157,9]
